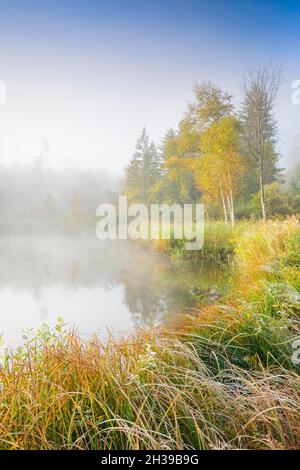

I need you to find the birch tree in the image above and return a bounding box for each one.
[194,116,245,226]
[240,66,281,221]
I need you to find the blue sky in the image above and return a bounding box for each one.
[0,0,299,171]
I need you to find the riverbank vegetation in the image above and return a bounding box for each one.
[152,220,236,264]
[0,219,299,449]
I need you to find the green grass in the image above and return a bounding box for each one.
[0,219,300,449]
[152,221,236,265]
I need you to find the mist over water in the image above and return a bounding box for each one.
[0,233,224,348]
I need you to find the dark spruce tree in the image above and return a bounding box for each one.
[124,127,162,204]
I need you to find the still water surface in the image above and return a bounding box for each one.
[0,235,225,347]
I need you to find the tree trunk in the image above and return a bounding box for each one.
[259,162,266,221]
[230,194,235,227]
[228,178,235,227]
[221,190,228,225]
[226,195,234,227]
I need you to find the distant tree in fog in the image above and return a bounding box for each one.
[124,127,162,204]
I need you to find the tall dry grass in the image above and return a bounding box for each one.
[1,328,300,450]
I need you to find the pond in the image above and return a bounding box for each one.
[0,235,227,347]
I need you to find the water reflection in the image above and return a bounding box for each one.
[0,235,225,346]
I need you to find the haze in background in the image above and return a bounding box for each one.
[0,0,300,172]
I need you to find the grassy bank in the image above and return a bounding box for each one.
[152,221,238,264]
[0,219,300,449]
